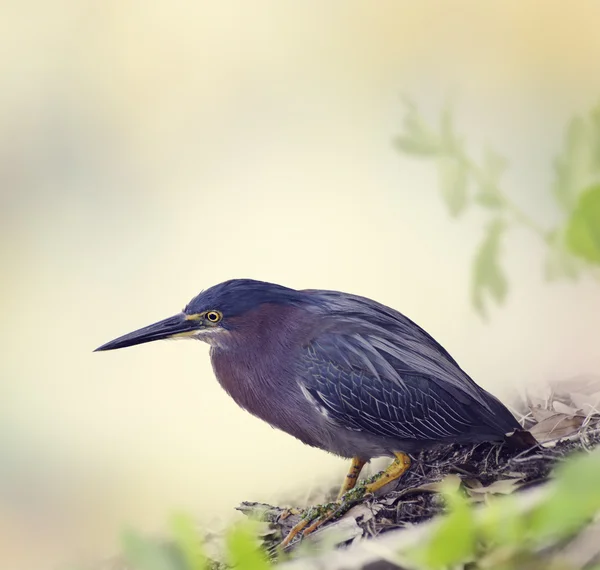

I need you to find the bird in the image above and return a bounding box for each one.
[95,278,525,545]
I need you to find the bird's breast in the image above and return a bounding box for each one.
[209,347,326,448]
[210,349,272,415]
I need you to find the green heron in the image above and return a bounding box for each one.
[96,279,523,545]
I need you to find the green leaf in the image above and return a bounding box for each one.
[121,529,183,570]
[170,513,207,570]
[552,104,600,212]
[439,102,463,154]
[474,192,503,209]
[479,494,526,549]
[393,98,441,157]
[437,156,469,217]
[225,522,271,570]
[394,135,440,156]
[472,219,508,318]
[565,184,600,264]
[544,231,581,281]
[412,484,476,568]
[528,450,600,542]
[482,146,508,181]
[474,147,507,210]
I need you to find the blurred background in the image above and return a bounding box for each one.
[2,1,600,568]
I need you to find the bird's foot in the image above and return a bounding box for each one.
[279,487,367,548]
[279,453,410,548]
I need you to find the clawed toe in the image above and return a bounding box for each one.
[280,487,368,548]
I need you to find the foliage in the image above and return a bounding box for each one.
[120,519,273,570]
[115,449,600,570]
[170,513,208,570]
[394,98,600,318]
[472,220,508,318]
[403,449,600,570]
[565,185,600,264]
[410,478,476,568]
[224,522,272,570]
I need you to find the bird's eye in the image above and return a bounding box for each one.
[205,310,222,323]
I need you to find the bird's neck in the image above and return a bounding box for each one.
[209,304,313,416]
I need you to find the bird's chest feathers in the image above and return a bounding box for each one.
[208,305,317,432]
[210,347,296,424]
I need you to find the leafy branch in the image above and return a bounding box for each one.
[394,98,600,318]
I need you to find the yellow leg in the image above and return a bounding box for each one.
[280,452,410,548]
[337,457,366,500]
[364,452,411,494]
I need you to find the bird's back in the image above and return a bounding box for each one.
[295,289,521,449]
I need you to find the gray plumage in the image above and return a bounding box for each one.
[96,279,521,461]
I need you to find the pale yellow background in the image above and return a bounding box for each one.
[2,2,600,568]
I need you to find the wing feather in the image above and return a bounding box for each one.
[297,330,517,442]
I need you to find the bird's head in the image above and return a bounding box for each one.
[94,279,318,352]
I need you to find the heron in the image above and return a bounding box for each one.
[96,279,525,545]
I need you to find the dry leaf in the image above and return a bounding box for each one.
[525,378,600,441]
[530,407,557,423]
[553,401,582,416]
[465,478,522,495]
[312,516,363,544]
[438,473,463,492]
[393,474,463,499]
[529,413,586,442]
[463,479,483,490]
[341,503,382,524]
[413,474,463,494]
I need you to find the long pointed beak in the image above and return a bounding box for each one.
[94,313,201,352]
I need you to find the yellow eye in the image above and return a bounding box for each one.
[205,310,222,323]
